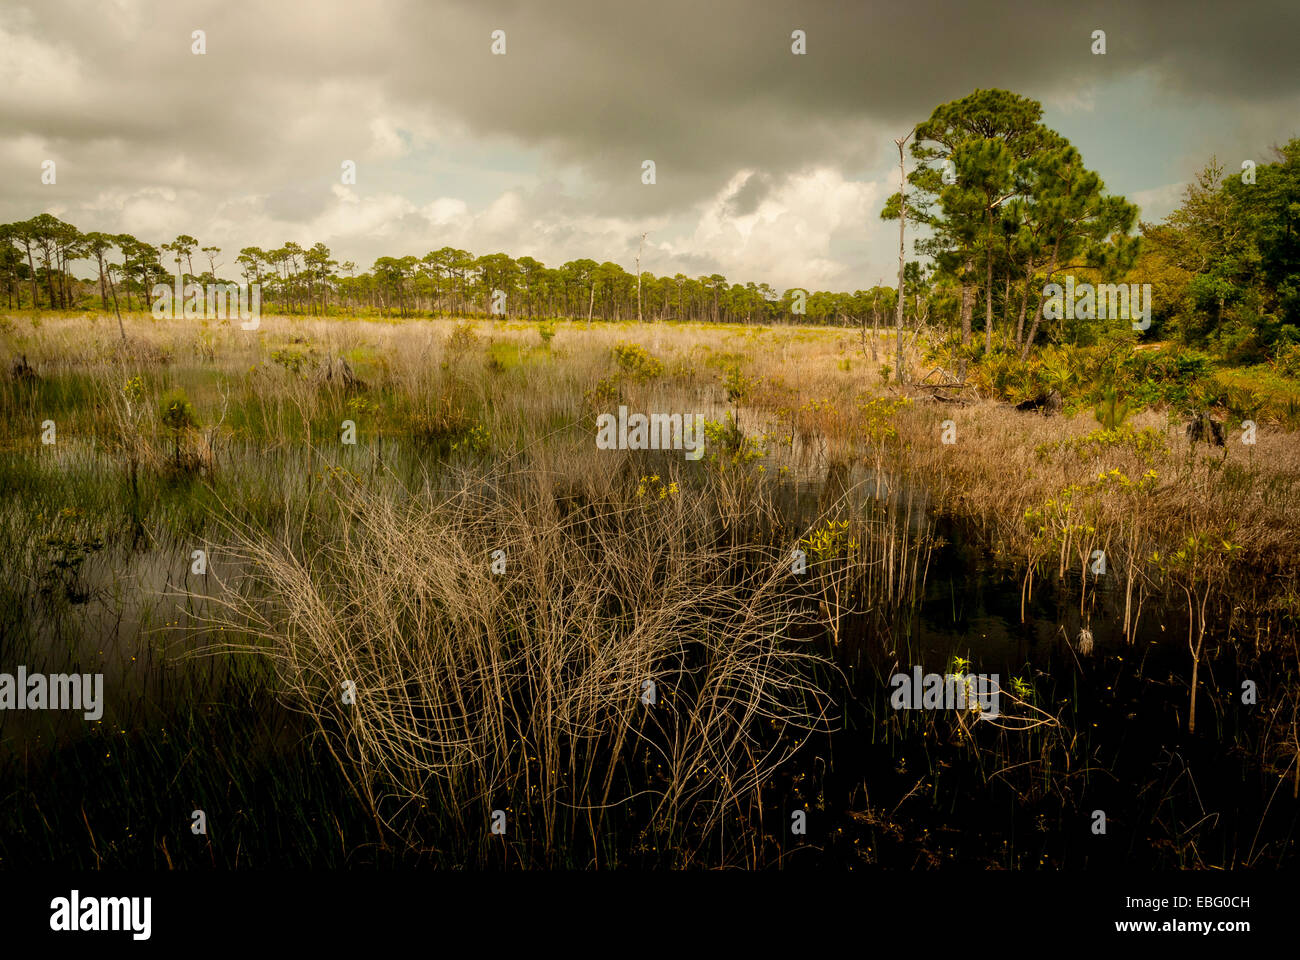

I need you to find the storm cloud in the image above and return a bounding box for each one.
[2,0,1296,290]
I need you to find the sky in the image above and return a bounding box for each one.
[2,0,1297,292]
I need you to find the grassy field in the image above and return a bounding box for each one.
[2,310,1298,868]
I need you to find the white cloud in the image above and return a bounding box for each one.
[422,197,468,225]
[677,168,881,289]
[0,24,85,106]
[368,116,409,159]
[1132,181,1186,221]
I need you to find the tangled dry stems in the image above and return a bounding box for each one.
[198,463,837,866]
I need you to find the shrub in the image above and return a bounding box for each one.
[722,364,760,404]
[160,387,199,433]
[270,347,308,375]
[409,393,473,446]
[1119,346,1216,411]
[159,387,200,468]
[1093,386,1132,431]
[444,321,478,354]
[612,342,664,380]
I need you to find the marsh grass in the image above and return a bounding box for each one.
[192,461,843,867]
[1,309,1297,868]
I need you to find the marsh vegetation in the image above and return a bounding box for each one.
[2,311,1296,868]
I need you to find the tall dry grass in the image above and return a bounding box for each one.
[195,458,837,867]
[8,309,1298,858]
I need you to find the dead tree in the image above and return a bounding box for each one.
[893,127,915,384]
[1185,411,1225,447]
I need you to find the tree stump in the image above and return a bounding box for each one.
[316,356,366,392]
[11,354,37,383]
[1185,411,1225,447]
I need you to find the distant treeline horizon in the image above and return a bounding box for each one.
[2,89,1296,361]
[0,212,913,327]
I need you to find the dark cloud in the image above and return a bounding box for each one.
[382,0,1300,211]
[0,0,1296,284]
[725,172,774,217]
[5,0,1297,211]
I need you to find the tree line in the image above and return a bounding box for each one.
[3,87,1295,365]
[0,215,908,327]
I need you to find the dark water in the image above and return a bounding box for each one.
[2,455,1295,869]
[786,489,1294,868]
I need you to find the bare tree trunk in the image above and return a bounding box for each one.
[984,215,995,354]
[1014,265,1035,348]
[861,310,874,363]
[1020,251,1058,359]
[894,129,913,384]
[1020,291,1048,360]
[636,232,645,322]
[958,277,975,378]
[23,241,39,311]
[903,294,930,361]
[44,248,58,310]
[107,266,126,342]
[96,253,108,310]
[960,278,974,347]
[998,270,1009,350]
